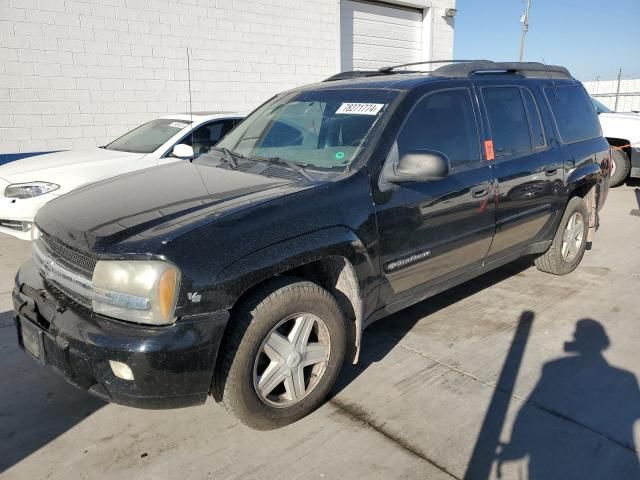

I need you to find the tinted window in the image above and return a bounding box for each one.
[545,86,601,143]
[522,89,545,148]
[397,89,480,167]
[483,87,532,157]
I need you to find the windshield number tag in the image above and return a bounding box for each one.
[168,121,189,129]
[336,103,384,115]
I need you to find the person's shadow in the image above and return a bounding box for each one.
[496,319,640,479]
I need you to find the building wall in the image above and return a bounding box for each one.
[583,78,640,113]
[0,0,455,154]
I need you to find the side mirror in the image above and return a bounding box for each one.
[171,144,194,159]
[387,150,450,183]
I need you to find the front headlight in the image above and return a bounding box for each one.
[92,260,181,325]
[5,182,60,199]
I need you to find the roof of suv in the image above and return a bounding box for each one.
[308,60,575,92]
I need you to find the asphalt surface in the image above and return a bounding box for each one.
[1,183,639,480]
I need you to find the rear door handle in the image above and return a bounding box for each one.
[470,184,490,198]
[544,166,558,176]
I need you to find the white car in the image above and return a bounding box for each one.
[592,98,640,187]
[0,112,243,240]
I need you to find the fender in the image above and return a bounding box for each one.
[211,226,378,360]
[565,161,602,195]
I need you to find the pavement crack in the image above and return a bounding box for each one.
[382,333,638,455]
[330,398,461,480]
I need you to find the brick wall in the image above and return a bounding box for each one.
[0,0,455,154]
[0,0,338,153]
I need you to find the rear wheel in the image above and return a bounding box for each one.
[215,278,346,430]
[609,148,630,187]
[535,196,589,275]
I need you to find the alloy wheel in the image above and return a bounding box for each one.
[561,211,584,262]
[253,313,331,407]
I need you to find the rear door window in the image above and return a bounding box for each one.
[545,85,601,143]
[396,88,481,168]
[482,86,532,158]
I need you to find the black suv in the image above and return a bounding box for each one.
[13,61,610,429]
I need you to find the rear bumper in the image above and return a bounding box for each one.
[630,147,640,178]
[13,260,229,409]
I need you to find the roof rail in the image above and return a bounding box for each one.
[432,61,573,79]
[323,60,574,83]
[377,59,490,73]
[323,70,390,82]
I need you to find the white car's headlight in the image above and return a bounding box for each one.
[92,260,181,325]
[5,182,60,199]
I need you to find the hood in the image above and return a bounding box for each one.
[35,161,308,254]
[0,149,145,190]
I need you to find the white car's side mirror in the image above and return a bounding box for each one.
[171,144,194,159]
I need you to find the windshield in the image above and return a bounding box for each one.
[216,89,398,170]
[105,119,192,153]
[591,97,612,114]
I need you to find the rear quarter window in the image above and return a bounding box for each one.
[545,85,601,144]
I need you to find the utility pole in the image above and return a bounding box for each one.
[614,67,622,111]
[519,0,532,62]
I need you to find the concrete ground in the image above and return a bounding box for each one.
[1,183,639,480]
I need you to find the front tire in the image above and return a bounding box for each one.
[609,148,630,187]
[535,196,589,275]
[215,278,346,430]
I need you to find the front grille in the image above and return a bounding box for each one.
[40,231,97,275]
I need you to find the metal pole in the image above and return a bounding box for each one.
[519,0,532,62]
[614,67,622,112]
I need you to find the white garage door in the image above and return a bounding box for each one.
[340,0,425,71]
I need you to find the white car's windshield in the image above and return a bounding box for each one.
[216,89,398,171]
[591,97,612,114]
[105,119,192,154]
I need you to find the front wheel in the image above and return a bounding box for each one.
[215,278,346,430]
[535,196,589,275]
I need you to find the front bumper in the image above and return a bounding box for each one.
[0,193,54,240]
[13,260,229,409]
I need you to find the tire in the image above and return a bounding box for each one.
[215,277,347,430]
[535,196,589,275]
[609,148,630,187]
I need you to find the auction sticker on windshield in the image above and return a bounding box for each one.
[336,103,384,115]
[168,122,189,129]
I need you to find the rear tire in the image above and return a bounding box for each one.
[609,148,630,187]
[215,277,346,430]
[535,196,589,275]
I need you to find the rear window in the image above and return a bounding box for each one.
[545,85,601,144]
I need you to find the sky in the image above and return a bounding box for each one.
[453,0,640,81]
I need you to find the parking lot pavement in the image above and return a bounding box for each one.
[1,183,639,480]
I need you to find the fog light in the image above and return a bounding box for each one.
[109,360,134,381]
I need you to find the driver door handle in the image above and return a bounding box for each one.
[470,183,490,198]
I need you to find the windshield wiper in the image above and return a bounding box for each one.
[252,156,316,181]
[208,147,248,169]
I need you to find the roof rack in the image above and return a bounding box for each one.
[432,61,573,79]
[377,59,489,73]
[323,60,574,82]
[323,70,391,82]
